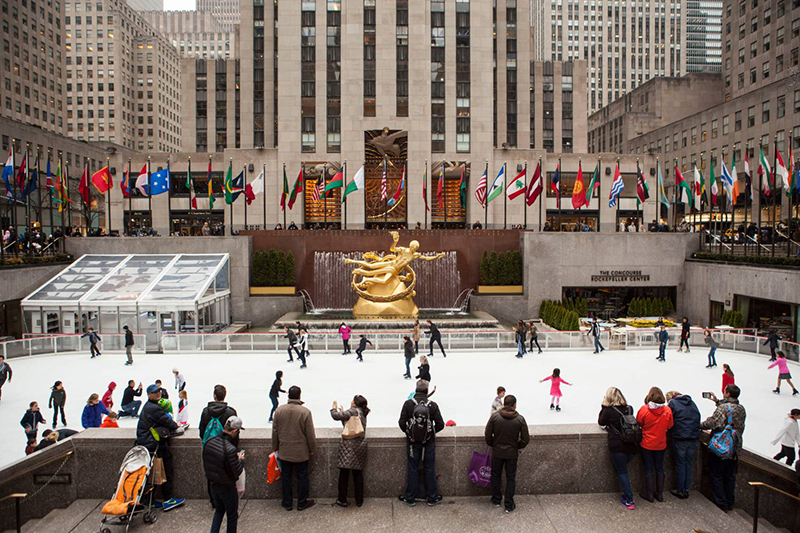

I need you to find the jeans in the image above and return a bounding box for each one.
[774,445,796,465]
[490,456,517,510]
[90,343,101,357]
[679,336,690,351]
[610,451,635,501]
[707,453,738,510]
[356,348,364,361]
[640,448,666,475]
[287,345,301,361]
[52,405,66,427]
[516,338,524,356]
[342,339,350,353]
[414,340,419,354]
[404,357,412,377]
[769,346,777,360]
[269,395,278,421]
[673,439,698,493]
[707,347,717,366]
[593,335,604,353]
[658,344,667,360]
[530,337,542,352]
[119,400,141,418]
[210,483,238,533]
[125,345,133,364]
[298,350,307,366]
[428,337,446,357]
[279,460,310,508]
[338,468,364,505]
[404,440,438,502]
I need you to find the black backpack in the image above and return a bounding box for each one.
[612,406,643,445]
[406,399,435,444]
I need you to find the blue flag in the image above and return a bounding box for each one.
[23,156,39,198]
[2,150,14,198]
[230,171,245,203]
[150,168,171,195]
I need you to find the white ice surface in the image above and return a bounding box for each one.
[1,345,798,469]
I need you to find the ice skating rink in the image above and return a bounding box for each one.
[1,345,797,468]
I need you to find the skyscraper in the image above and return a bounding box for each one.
[685,0,723,72]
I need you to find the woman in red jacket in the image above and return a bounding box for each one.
[636,386,674,503]
[721,364,735,396]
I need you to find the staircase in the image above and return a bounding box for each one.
[2,499,101,533]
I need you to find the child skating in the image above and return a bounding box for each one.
[355,334,373,362]
[769,351,799,395]
[540,368,572,412]
[48,381,67,429]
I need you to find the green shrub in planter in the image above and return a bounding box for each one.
[252,249,296,287]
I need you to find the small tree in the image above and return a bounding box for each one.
[510,250,523,285]
[266,250,278,286]
[284,251,296,286]
[252,250,268,286]
[480,250,489,285]
[488,251,498,286]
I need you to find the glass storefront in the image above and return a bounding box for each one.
[170,211,225,236]
[735,295,797,341]
[562,286,677,320]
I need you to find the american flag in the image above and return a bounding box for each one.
[475,166,488,207]
[312,174,324,202]
[380,158,388,201]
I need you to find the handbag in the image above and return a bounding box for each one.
[267,452,281,485]
[341,410,365,440]
[467,447,492,488]
[151,457,167,485]
[236,469,246,496]
[708,405,740,460]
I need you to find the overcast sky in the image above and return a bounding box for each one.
[164,0,195,10]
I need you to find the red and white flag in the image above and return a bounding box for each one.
[475,166,488,208]
[526,162,543,206]
[380,159,388,201]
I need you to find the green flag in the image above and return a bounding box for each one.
[343,166,365,200]
[585,162,600,204]
[657,162,670,210]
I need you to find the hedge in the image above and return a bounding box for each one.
[252,249,296,286]
[539,299,581,331]
[720,309,745,328]
[1,253,72,267]
[627,296,674,318]
[479,250,523,285]
[692,252,800,268]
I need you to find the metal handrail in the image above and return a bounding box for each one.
[0,493,27,533]
[705,229,732,252]
[748,481,800,533]
[745,233,771,252]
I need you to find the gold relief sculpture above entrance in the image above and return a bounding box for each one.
[345,231,444,317]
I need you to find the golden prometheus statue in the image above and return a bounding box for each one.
[345,231,445,317]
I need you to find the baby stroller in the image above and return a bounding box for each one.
[99,445,157,533]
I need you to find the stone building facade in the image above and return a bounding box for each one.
[140,9,236,59]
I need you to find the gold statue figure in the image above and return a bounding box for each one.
[345,231,445,317]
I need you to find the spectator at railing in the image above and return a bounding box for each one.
[665,390,701,499]
[701,384,746,512]
[598,387,639,510]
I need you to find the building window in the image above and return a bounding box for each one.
[301,0,316,152]
[431,0,445,152]
[506,0,517,148]
[734,111,741,131]
[327,0,341,152]
[747,106,755,127]
[542,62,554,153]
[455,0,469,152]
[363,0,376,117]
[761,101,769,123]
[776,95,785,119]
[396,0,409,117]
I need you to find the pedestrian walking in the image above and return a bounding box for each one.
[339,323,352,355]
[283,326,301,363]
[269,371,285,423]
[119,380,143,418]
[331,395,370,508]
[426,320,446,358]
[123,325,134,366]
[355,334,373,362]
[102,381,116,410]
[721,364,735,396]
[272,386,317,511]
[413,319,421,354]
[199,385,239,506]
[514,322,525,358]
[173,368,186,392]
[528,322,542,353]
[398,380,445,507]
[82,327,102,358]
[48,381,67,428]
[588,316,604,354]
[701,385,746,512]
[492,387,506,414]
[665,391,701,499]
[677,317,691,353]
[656,326,669,362]
[764,330,781,361]
[771,409,800,465]
[485,394,530,513]
[540,368,571,412]
[704,329,718,368]
[416,356,431,382]
[598,387,640,510]
[0,355,12,401]
[636,387,673,503]
[20,401,45,453]
[403,336,414,379]
[769,351,798,395]
[203,416,245,533]
[82,393,110,429]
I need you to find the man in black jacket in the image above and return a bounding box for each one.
[764,330,780,361]
[203,416,245,533]
[425,320,446,358]
[123,325,134,365]
[398,380,445,507]
[485,395,530,513]
[136,384,184,511]
[199,385,239,507]
[678,317,691,353]
[119,380,143,418]
[284,326,301,363]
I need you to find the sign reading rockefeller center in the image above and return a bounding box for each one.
[590,270,651,282]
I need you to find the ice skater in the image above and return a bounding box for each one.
[763,330,781,361]
[175,390,189,427]
[588,316,604,354]
[269,370,285,422]
[656,326,669,362]
[0,355,12,401]
[413,319,421,354]
[355,334,373,362]
[540,368,572,412]
[416,355,431,382]
[82,327,102,358]
[721,364,735,395]
[173,368,186,392]
[123,325,134,366]
[339,323,352,355]
[515,322,526,358]
[296,320,311,357]
[677,317,691,353]
[297,328,309,368]
[20,401,45,454]
[528,322,542,354]
[284,325,301,362]
[426,320,447,357]
[48,381,67,429]
[769,351,798,395]
[771,409,800,465]
[704,329,718,368]
[403,336,414,379]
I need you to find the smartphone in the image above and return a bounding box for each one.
[702,392,713,399]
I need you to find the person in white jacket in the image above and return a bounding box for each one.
[297,328,309,369]
[771,409,800,465]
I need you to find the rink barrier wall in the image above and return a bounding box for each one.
[1,425,798,532]
[0,333,148,359]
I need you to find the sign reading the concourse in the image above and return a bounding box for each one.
[590,270,651,283]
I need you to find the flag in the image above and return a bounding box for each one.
[15,153,26,193]
[776,148,790,191]
[311,172,323,203]
[585,161,600,205]
[55,159,65,211]
[487,165,505,203]
[150,168,170,196]
[343,166,364,200]
[381,159,389,202]
[675,165,693,208]
[388,165,406,207]
[325,169,344,196]
[788,145,796,196]
[744,154,753,204]
[657,162,669,211]
[526,162,543,206]
[636,163,650,204]
[436,164,444,208]
[45,157,53,192]
[474,166,488,207]
[2,149,14,198]
[609,163,624,208]
[422,166,431,211]
[121,165,130,199]
[709,157,718,206]
[759,148,773,196]
[458,165,467,210]
[186,160,196,208]
[280,166,288,210]
[287,168,303,209]
[224,168,244,204]
[208,160,216,210]
[720,158,734,206]
[78,166,90,204]
[571,161,586,209]
[551,161,561,208]
[246,167,264,206]
[729,154,740,205]
[507,167,526,201]
[23,154,39,198]
[91,166,112,194]
[135,163,149,196]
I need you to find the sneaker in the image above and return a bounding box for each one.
[297,500,316,511]
[162,498,185,512]
[398,495,416,507]
[124,362,132,366]
[282,504,293,511]
[427,495,444,507]
[556,406,561,412]
[335,500,348,508]
[151,501,163,510]
[504,504,516,513]
[492,500,502,508]
[621,496,635,510]
[286,359,294,363]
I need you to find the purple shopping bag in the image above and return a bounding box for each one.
[468,447,492,488]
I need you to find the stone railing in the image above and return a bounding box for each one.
[0,425,797,531]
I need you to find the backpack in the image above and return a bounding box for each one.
[708,405,741,460]
[406,399,435,444]
[202,415,224,447]
[612,406,643,445]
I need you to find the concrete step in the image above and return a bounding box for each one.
[2,517,39,533]
[732,508,787,533]
[2,500,103,533]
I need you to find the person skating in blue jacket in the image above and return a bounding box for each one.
[657,326,669,362]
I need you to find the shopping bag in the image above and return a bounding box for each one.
[342,411,365,439]
[152,457,167,485]
[467,448,492,488]
[267,452,281,484]
[236,469,246,496]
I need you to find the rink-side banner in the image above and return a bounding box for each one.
[590,270,651,282]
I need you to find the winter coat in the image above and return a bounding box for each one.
[667,394,701,441]
[124,330,134,347]
[491,396,503,413]
[136,399,178,453]
[636,403,674,451]
[49,388,66,408]
[528,325,538,339]
[358,337,372,351]
[102,382,116,409]
[203,433,244,486]
[272,399,317,463]
[285,330,298,346]
[331,407,368,470]
[598,405,639,454]
[100,417,119,428]
[269,378,285,399]
[416,363,431,381]
[122,385,142,406]
[764,333,780,348]
[0,362,13,384]
[199,401,238,442]
[588,321,600,337]
[542,376,570,397]
[339,326,351,340]
[484,407,530,459]
[174,373,186,391]
[722,373,735,395]
[297,333,308,352]
[681,321,691,337]
[704,335,718,348]
[701,398,746,451]
[82,331,101,344]
[20,409,45,433]
[427,324,441,340]
[658,330,669,344]
[412,324,421,342]
[404,342,415,359]
[82,402,110,429]
[398,393,445,439]
[771,417,800,448]
[769,358,791,374]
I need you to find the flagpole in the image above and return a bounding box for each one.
[84,158,90,232]
[302,163,307,230]
[743,152,748,256]
[578,157,582,231]
[36,151,42,228]
[343,161,348,230]
[616,158,620,231]
[66,160,72,234]
[558,156,562,232]
[503,161,507,229]
[146,156,152,231]
[323,163,328,229]
[106,156,111,235]
[597,156,601,231]
[230,158,234,234]
[523,161,528,229]
[283,163,287,229]
[25,143,30,232]
[262,163,267,230]
[538,157,543,231]
[383,156,388,228]
[128,158,132,234]
[363,160,367,230]
[424,160,428,230]
[788,130,794,258]
[484,160,488,230]
[10,140,17,246]
[243,165,248,230]
[772,136,777,258]
[47,151,54,236]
